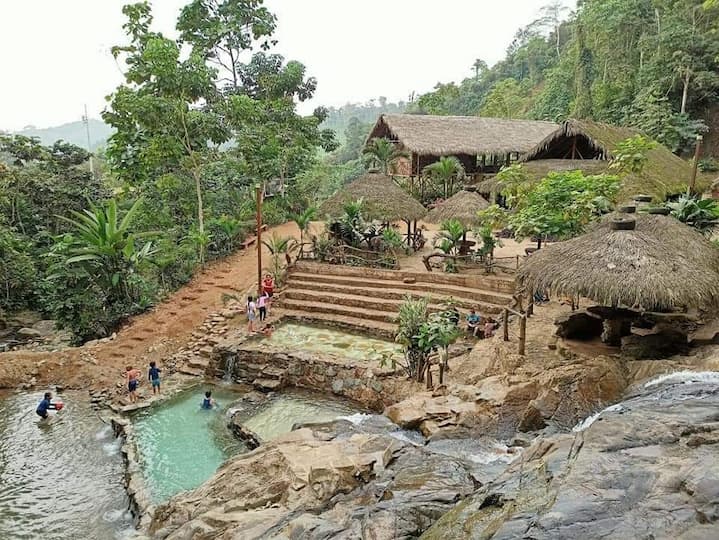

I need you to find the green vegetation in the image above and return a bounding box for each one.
[413,0,718,154]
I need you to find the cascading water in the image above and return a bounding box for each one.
[222,356,237,382]
[573,370,719,432]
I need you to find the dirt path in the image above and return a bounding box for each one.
[0,222,301,391]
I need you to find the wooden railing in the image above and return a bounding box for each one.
[302,243,399,269]
[502,294,532,356]
[422,251,519,274]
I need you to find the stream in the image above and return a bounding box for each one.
[0,391,134,540]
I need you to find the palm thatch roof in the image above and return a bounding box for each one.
[367,114,558,156]
[517,213,719,311]
[424,190,490,226]
[521,119,706,201]
[319,172,427,221]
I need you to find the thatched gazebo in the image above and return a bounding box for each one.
[425,190,490,228]
[518,213,719,345]
[319,171,426,222]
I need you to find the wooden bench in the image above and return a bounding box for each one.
[240,225,269,250]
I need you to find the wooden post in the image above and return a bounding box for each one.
[519,315,526,356]
[503,309,509,341]
[571,136,577,159]
[439,363,444,385]
[527,294,534,317]
[256,185,263,296]
[689,135,703,195]
[426,366,433,389]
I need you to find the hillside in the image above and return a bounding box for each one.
[16,119,112,150]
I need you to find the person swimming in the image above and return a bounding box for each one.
[201,390,217,410]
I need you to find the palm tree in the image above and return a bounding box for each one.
[291,206,317,256]
[59,198,154,300]
[433,219,465,256]
[362,137,408,175]
[262,234,298,285]
[423,156,465,198]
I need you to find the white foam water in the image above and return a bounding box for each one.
[95,425,114,440]
[389,430,424,446]
[572,404,624,432]
[102,439,122,456]
[336,413,373,425]
[643,371,719,388]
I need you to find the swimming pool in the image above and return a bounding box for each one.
[267,322,403,363]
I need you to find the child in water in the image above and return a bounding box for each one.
[148,361,161,395]
[36,392,62,420]
[201,390,217,410]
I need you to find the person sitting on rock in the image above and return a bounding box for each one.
[466,309,483,337]
[484,318,497,339]
[201,390,217,410]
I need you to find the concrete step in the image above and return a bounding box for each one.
[285,277,509,310]
[280,309,397,339]
[292,261,516,294]
[287,272,512,304]
[280,299,397,324]
[282,288,503,316]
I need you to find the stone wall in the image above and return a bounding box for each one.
[217,345,406,411]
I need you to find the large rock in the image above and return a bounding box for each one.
[621,329,690,359]
[554,310,603,340]
[150,422,479,540]
[422,378,719,539]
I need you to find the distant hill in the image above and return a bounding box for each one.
[16,119,113,150]
[321,98,407,143]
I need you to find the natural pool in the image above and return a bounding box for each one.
[132,387,359,503]
[0,391,134,540]
[268,322,403,363]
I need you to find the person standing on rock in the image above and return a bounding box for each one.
[148,361,161,395]
[246,296,257,333]
[257,291,269,322]
[262,274,274,314]
[125,365,141,403]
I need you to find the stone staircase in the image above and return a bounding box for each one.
[278,262,515,337]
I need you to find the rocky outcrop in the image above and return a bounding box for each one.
[422,377,719,539]
[149,421,479,539]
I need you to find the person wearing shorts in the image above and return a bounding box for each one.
[246,295,257,333]
[126,365,141,403]
[148,361,161,395]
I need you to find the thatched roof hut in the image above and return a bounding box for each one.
[519,119,705,201]
[517,214,719,311]
[369,114,558,157]
[319,171,427,222]
[425,190,490,226]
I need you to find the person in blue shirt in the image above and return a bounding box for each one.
[36,392,59,420]
[201,390,217,410]
[466,309,483,337]
[148,361,161,395]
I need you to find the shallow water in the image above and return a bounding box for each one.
[132,387,245,503]
[0,391,134,540]
[241,392,358,441]
[268,323,403,362]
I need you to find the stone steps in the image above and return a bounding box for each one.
[283,288,502,316]
[281,309,397,339]
[287,272,513,305]
[281,299,397,324]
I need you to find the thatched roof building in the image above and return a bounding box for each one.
[319,171,427,222]
[514,119,704,201]
[366,114,558,178]
[425,190,490,226]
[517,214,719,311]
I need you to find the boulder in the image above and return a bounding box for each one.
[31,319,57,336]
[16,327,43,339]
[621,330,689,359]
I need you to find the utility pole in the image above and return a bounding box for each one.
[689,135,703,195]
[82,104,95,178]
[256,184,263,296]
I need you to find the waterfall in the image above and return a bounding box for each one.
[223,356,237,382]
[572,404,625,432]
[643,371,719,388]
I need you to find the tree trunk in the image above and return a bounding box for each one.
[681,71,690,114]
[194,169,205,265]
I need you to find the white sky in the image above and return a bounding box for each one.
[0,0,575,131]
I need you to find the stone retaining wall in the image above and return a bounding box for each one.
[217,345,405,411]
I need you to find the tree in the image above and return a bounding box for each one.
[422,156,465,198]
[509,171,621,247]
[177,0,277,92]
[261,234,297,285]
[480,79,530,119]
[58,198,154,302]
[362,138,408,175]
[433,219,466,256]
[291,206,316,251]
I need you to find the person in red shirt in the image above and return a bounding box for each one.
[262,274,274,314]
